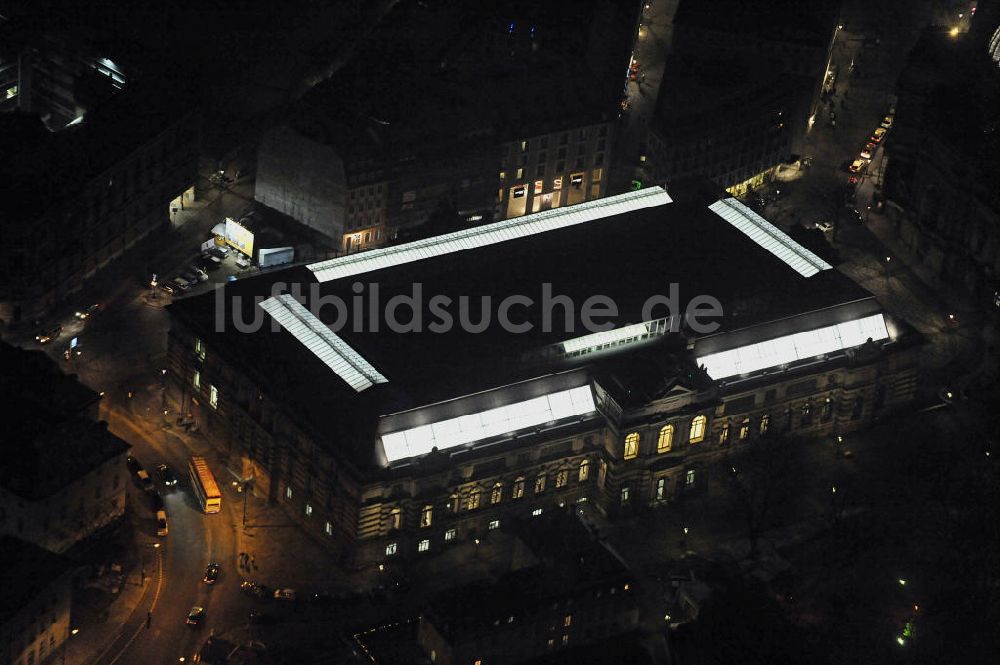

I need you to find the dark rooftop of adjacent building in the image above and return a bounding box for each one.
[422,513,636,639]
[673,0,838,46]
[289,0,637,158]
[0,536,73,625]
[0,342,129,500]
[0,79,198,223]
[169,180,878,469]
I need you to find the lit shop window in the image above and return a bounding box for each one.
[444,528,456,541]
[488,519,500,531]
[325,521,333,535]
[209,385,218,409]
[418,539,430,553]
[385,542,397,556]
[513,185,526,198]
[532,508,543,517]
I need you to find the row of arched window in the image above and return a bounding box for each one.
[385,460,594,530]
[623,415,707,460]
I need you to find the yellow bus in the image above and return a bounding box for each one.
[188,456,222,514]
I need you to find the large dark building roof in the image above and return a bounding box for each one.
[673,0,839,47]
[0,537,73,624]
[289,0,637,157]
[169,179,878,470]
[422,512,635,639]
[0,342,129,500]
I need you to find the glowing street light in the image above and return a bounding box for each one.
[949,26,960,37]
[898,578,907,586]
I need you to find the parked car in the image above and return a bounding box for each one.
[35,325,62,344]
[208,246,229,259]
[186,606,206,626]
[74,304,101,319]
[203,563,221,585]
[235,256,251,269]
[157,463,178,486]
[179,269,200,284]
[860,142,876,160]
[171,277,192,291]
[188,265,209,282]
[881,115,893,129]
[241,580,271,599]
[870,127,887,143]
[156,510,169,536]
[136,469,155,492]
[159,283,176,296]
[273,588,297,601]
[815,221,834,233]
[848,158,867,174]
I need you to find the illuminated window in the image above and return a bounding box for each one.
[194,338,206,361]
[385,542,397,556]
[515,168,524,180]
[689,415,706,443]
[520,140,528,152]
[555,470,568,488]
[821,397,833,422]
[499,170,506,180]
[389,507,401,530]
[305,504,313,516]
[448,493,460,513]
[488,519,500,530]
[513,185,526,198]
[593,168,603,182]
[418,539,430,552]
[535,474,546,494]
[571,173,584,188]
[624,432,639,459]
[445,528,456,541]
[759,413,770,436]
[801,400,813,427]
[491,483,503,505]
[534,179,544,194]
[578,459,590,482]
[657,424,674,453]
[532,508,543,516]
[286,486,293,499]
[564,615,572,627]
[739,418,751,440]
[718,423,729,444]
[325,521,333,535]
[209,385,218,409]
[655,477,667,501]
[562,635,569,646]
[621,486,630,504]
[192,370,200,389]
[5,85,17,99]
[468,489,481,510]
[420,504,433,528]
[513,477,525,499]
[685,470,696,487]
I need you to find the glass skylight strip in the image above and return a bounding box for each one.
[259,294,388,392]
[309,187,673,282]
[708,198,832,278]
[561,318,670,355]
[380,385,597,463]
[697,313,889,380]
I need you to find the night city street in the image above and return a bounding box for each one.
[2,1,999,664]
